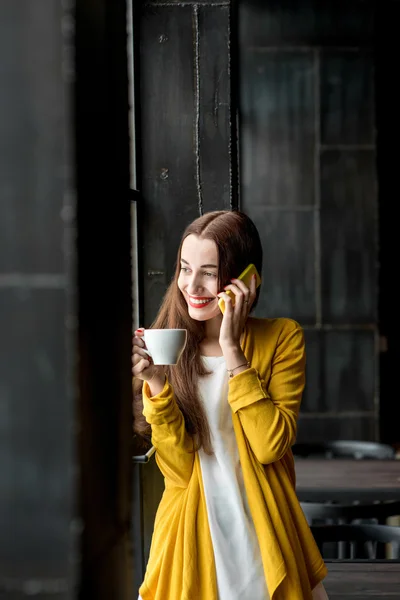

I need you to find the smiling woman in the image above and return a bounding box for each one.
[132,210,329,600]
[133,210,263,452]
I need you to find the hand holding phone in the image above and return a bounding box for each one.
[218,263,261,314]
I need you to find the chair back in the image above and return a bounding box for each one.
[311,523,400,559]
[293,440,396,460]
[301,500,400,524]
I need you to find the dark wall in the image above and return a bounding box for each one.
[136,0,237,327]
[239,0,380,443]
[134,0,400,582]
[134,0,237,574]
[0,1,135,598]
[136,1,394,449]
[0,2,75,597]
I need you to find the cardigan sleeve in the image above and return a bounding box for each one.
[142,376,195,488]
[228,324,305,465]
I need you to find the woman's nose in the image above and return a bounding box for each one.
[187,274,202,294]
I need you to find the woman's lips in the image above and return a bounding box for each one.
[188,296,215,309]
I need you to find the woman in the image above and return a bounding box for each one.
[132,210,329,599]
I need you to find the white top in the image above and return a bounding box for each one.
[197,356,269,600]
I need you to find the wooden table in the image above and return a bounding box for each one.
[295,459,400,502]
[324,562,400,598]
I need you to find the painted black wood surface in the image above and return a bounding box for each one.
[138,1,236,327]
[239,0,379,445]
[135,0,237,582]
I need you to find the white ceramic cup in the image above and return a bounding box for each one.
[143,328,187,365]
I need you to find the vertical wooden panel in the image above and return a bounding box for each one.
[240,0,374,48]
[0,4,64,273]
[137,1,237,582]
[241,50,315,207]
[0,2,74,597]
[321,51,375,145]
[239,0,378,443]
[323,330,376,412]
[250,209,316,323]
[303,329,377,416]
[198,6,232,212]
[0,289,71,584]
[302,329,323,412]
[140,6,199,326]
[320,150,377,324]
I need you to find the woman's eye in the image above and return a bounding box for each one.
[180,267,216,277]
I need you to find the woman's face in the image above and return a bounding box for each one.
[177,234,222,322]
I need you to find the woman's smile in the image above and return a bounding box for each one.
[188,295,216,308]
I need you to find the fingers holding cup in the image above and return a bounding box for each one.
[132,328,153,378]
[132,355,151,377]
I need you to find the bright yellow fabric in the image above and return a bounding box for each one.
[138,317,328,600]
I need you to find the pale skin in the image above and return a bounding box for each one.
[132,234,257,396]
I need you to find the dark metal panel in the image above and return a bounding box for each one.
[0,289,71,591]
[324,330,376,412]
[239,0,375,48]
[321,50,375,146]
[302,329,322,413]
[302,329,376,414]
[238,1,380,443]
[137,3,238,584]
[240,50,315,207]
[297,415,376,443]
[198,6,232,212]
[320,150,377,324]
[145,1,230,4]
[0,2,64,273]
[249,209,316,324]
[0,1,75,597]
[139,6,199,326]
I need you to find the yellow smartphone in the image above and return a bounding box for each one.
[218,263,262,313]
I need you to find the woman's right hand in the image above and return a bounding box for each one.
[132,328,164,385]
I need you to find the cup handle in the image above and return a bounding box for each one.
[142,348,152,359]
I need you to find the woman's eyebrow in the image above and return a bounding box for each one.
[180,258,218,268]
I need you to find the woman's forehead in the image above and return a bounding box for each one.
[181,235,218,263]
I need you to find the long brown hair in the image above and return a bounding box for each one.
[133,210,263,454]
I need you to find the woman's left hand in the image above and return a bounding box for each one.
[217,274,257,352]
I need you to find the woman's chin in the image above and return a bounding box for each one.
[188,304,221,321]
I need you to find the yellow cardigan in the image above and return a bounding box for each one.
[138,317,327,600]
